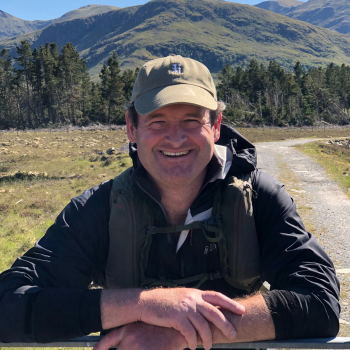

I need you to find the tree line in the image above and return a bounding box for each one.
[0,41,138,129]
[1,40,350,129]
[217,60,350,126]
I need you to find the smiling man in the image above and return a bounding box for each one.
[0,55,340,350]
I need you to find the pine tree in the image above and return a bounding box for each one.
[80,61,92,124]
[100,52,126,124]
[31,48,45,126]
[40,43,60,125]
[15,40,34,128]
[122,67,139,103]
[60,43,84,125]
[0,49,15,128]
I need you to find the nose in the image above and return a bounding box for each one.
[164,124,187,148]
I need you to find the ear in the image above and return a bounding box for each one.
[213,112,222,143]
[126,110,137,143]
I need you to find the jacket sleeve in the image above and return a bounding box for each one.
[252,170,340,339]
[0,180,113,343]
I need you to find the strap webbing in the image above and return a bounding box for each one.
[147,218,223,243]
[141,269,229,289]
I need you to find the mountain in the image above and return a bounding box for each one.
[0,11,47,39]
[255,0,303,15]
[2,0,350,80]
[0,5,119,40]
[255,0,350,36]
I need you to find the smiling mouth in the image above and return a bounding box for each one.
[161,150,190,157]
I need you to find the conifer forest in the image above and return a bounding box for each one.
[1,40,350,129]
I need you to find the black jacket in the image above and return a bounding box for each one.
[0,125,340,343]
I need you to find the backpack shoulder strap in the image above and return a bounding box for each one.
[106,167,147,288]
[218,172,261,292]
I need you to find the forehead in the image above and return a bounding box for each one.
[140,104,208,120]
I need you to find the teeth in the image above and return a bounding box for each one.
[162,151,189,157]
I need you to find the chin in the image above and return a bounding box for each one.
[158,170,197,184]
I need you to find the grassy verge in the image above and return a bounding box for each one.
[235,126,350,143]
[296,140,350,199]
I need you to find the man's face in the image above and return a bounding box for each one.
[126,104,221,188]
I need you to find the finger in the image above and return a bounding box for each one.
[174,318,198,350]
[93,327,125,350]
[188,312,213,350]
[202,291,246,314]
[198,302,237,340]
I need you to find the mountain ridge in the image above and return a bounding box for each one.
[0,4,119,40]
[255,0,303,15]
[255,0,350,36]
[2,0,350,80]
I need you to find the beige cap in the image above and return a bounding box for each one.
[131,55,217,115]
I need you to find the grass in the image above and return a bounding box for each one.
[0,129,132,273]
[296,139,350,199]
[235,126,350,143]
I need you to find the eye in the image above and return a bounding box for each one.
[149,120,166,128]
[183,119,201,127]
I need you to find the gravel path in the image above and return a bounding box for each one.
[256,138,350,269]
[256,138,350,327]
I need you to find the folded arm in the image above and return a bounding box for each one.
[95,293,275,350]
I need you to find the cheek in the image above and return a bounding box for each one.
[136,129,162,154]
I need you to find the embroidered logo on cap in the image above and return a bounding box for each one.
[172,63,182,73]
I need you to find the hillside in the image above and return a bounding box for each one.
[255,0,303,15]
[0,5,119,40]
[0,11,47,39]
[256,0,350,36]
[2,0,350,80]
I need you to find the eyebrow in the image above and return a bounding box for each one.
[147,112,203,120]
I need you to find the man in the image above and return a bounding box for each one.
[0,55,340,350]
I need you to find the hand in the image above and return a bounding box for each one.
[138,288,246,350]
[93,323,187,350]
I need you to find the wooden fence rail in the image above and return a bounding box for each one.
[1,336,350,349]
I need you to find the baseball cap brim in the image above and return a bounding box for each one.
[134,83,217,115]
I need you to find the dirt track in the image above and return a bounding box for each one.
[256,139,350,328]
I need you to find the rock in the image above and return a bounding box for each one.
[89,156,99,162]
[0,170,49,182]
[102,158,113,166]
[97,151,105,155]
[101,155,109,161]
[117,144,129,153]
[106,147,116,155]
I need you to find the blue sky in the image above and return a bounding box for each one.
[1,0,307,21]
